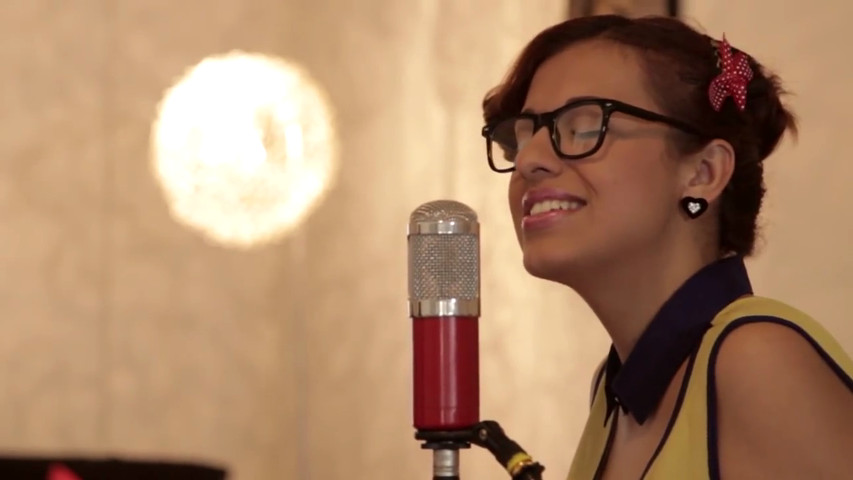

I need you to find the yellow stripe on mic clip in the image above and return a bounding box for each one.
[506,452,534,476]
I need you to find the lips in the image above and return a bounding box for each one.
[522,188,588,216]
[519,188,587,232]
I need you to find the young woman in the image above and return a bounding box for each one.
[480,15,853,479]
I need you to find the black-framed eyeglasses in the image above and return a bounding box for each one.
[481,97,703,173]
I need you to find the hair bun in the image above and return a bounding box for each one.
[747,68,797,160]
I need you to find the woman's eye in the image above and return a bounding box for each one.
[573,130,599,139]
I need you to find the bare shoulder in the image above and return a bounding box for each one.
[714,320,852,400]
[714,320,853,479]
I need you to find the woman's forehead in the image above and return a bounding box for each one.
[524,40,657,113]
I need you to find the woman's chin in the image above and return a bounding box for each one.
[521,246,579,285]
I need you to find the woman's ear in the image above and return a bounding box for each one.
[682,138,736,203]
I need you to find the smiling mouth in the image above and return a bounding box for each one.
[526,199,586,217]
[520,191,588,231]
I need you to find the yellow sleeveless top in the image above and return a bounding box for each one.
[566,296,853,479]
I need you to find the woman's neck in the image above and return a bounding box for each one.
[574,246,715,362]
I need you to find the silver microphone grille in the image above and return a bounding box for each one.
[407,200,480,317]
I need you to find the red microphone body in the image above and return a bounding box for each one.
[409,200,480,431]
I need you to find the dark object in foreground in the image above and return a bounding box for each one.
[0,456,227,480]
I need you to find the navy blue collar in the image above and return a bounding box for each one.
[603,256,753,424]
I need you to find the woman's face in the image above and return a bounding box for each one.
[508,40,689,284]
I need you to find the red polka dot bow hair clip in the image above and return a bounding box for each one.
[708,35,754,112]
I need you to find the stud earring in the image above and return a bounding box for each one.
[680,197,708,219]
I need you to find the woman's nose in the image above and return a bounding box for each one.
[514,129,565,180]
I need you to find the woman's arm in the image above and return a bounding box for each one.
[715,321,853,479]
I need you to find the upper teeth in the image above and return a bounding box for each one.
[529,200,583,215]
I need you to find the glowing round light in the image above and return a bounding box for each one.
[151,51,337,248]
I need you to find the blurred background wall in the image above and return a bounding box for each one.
[0,0,849,479]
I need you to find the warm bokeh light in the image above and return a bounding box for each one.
[150,51,338,248]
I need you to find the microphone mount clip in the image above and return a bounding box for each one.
[415,420,545,480]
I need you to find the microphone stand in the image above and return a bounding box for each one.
[415,429,469,480]
[415,421,544,480]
